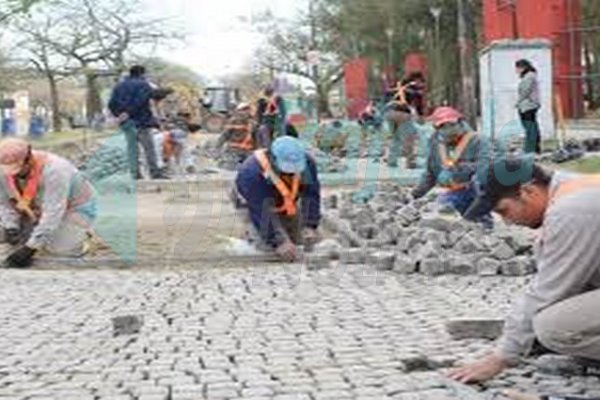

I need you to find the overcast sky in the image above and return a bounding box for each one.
[142,0,306,82]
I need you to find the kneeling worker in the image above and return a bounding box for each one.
[234,136,321,262]
[449,156,600,386]
[412,106,491,226]
[0,139,97,268]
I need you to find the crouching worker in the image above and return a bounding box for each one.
[449,156,600,385]
[0,139,97,268]
[234,136,321,262]
[412,107,492,227]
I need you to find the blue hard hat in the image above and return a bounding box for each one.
[271,136,307,174]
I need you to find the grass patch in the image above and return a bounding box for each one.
[29,130,115,147]
[560,156,600,174]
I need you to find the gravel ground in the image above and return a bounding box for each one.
[1,264,599,400]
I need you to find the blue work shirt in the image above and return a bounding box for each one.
[108,76,157,129]
[235,152,321,247]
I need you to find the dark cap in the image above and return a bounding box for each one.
[463,155,536,221]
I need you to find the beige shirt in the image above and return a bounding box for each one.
[498,172,600,362]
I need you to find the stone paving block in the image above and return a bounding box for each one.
[455,234,486,254]
[477,258,501,276]
[138,396,168,400]
[339,248,366,265]
[419,258,446,276]
[414,242,442,264]
[112,315,143,337]
[367,251,396,271]
[273,395,312,400]
[313,390,353,400]
[304,253,332,271]
[394,255,417,274]
[501,257,535,276]
[418,215,454,233]
[446,319,505,340]
[313,239,343,260]
[490,241,516,261]
[446,254,477,275]
[241,386,275,397]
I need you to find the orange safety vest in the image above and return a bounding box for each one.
[255,149,300,216]
[6,151,48,222]
[437,132,475,191]
[388,82,408,107]
[227,123,254,151]
[264,96,279,116]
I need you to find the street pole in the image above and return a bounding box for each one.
[430,6,442,105]
[385,28,394,73]
[457,0,478,129]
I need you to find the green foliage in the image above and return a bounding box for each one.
[562,156,600,174]
[320,0,463,105]
[0,0,43,23]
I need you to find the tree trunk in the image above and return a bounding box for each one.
[84,71,103,124]
[47,73,62,132]
[316,83,332,119]
[584,38,597,110]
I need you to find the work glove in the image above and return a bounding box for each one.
[275,240,297,263]
[437,169,455,186]
[4,228,24,246]
[3,245,37,269]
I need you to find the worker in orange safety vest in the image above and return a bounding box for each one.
[233,136,321,262]
[412,106,492,227]
[216,103,257,166]
[0,138,97,268]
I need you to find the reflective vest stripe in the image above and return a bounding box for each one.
[6,151,48,222]
[254,149,300,216]
[438,132,474,169]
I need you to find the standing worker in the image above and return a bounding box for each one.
[383,80,419,168]
[412,107,492,226]
[256,86,287,148]
[516,59,542,154]
[233,136,321,262]
[0,139,97,268]
[108,65,169,180]
[449,156,600,396]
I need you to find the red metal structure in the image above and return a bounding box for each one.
[483,0,584,118]
[343,58,370,119]
[404,53,428,78]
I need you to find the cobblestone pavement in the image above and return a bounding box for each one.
[1,264,600,400]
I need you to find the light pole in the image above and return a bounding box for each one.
[430,6,442,49]
[385,27,395,69]
[429,6,442,104]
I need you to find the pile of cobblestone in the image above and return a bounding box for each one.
[324,183,536,277]
[79,139,130,182]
